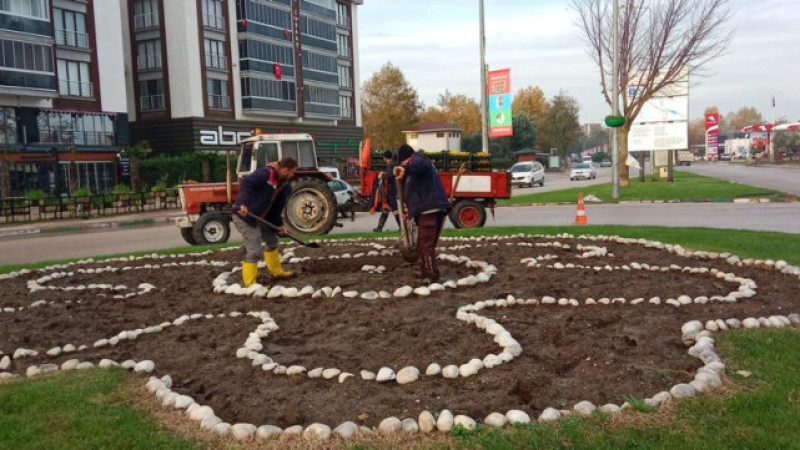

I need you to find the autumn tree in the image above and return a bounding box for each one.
[541,92,581,167]
[419,90,481,135]
[725,106,763,132]
[361,63,421,151]
[572,0,732,186]
[513,86,550,148]
[688,118,706,148]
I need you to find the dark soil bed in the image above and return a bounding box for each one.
[1,236,799,428]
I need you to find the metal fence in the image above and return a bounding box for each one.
[0,191,180,224]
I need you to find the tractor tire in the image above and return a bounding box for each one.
[180,227,198,246]
[192,213,231,245]
[449,200,487,229]
[283,177,337,236]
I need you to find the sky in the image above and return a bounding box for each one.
[356,0,800,124]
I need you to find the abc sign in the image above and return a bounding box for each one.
[199,126,253,146]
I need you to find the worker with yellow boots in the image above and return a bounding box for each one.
[232,156,297,287]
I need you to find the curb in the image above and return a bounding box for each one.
[501,198,797,208]
[0,216,177,239]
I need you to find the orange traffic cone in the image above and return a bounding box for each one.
[574,191,588,225]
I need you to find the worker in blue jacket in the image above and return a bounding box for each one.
[232,157,297,287]
[393,144,450,282]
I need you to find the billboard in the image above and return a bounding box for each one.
[488,69,513,138]
[705,112,720,155]
[636,97,689,123]
[629,122,689,152]
[628,70,689,151]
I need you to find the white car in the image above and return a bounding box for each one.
[509,161,545,188]
[327,179,355,206]
[570,163,597,180]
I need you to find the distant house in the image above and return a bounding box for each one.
[514,148,539,163]
[402,122,462,151]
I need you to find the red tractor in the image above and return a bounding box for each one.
[175,133,338,245]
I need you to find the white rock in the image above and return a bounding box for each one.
[284,425,303,436]
[401,418,419,434]
[286,365,306,376]
[360,291,379,300]
[599,404,621,414]
[574,401,597,416]
[442,365,459,379]
[332,422,357,439]
[376,367,396,382]
[343,290,359,298]
[213,423,232,436]
[436,410,454,432]
[670,383,697,399]
[360,370,376,380]
[338,372,353,383]
[174,395,194,409]
[742,318,760,329]
[60,359,79,370]
[484,412,508,428]
[418,411,436,433]
[506,409,531,424]
[454,415,476,430]
[200,415,222,430]
[303,423,332,441]
[413,287,431,297]
[76,362,94,370]
[396,366,420,385]
[307,368,324,378]
[538,408,561,422]
[189,405,214,421]
[378,417,402,434]
[256,425,282,440]
[322,368,341,380]
[98,359,118,368]
[134,360,155,374]
[0,356,10,371]
[393,286,413,297]
[425,363,441,376]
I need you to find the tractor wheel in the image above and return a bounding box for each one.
[192,213,231,245]
[180,227,198,246]
[283,177,337,236]
[449,200,487,229]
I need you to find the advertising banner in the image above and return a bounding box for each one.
[628,70,689,151]
[705,112,720,155]
[629,122,689,152]
[488,69,513,138]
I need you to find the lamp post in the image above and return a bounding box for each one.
[479,0,489,154]
[611,0,620,200]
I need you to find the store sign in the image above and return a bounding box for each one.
[199,126,253,146]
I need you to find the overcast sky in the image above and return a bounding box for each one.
[357,0,800,124]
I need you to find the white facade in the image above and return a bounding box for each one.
[162,0,204,118]
[94,0,128,113]
[405,130,462,151]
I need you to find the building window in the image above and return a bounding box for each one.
[54,8,89,49]
[241,77,295,101]
[207,79,230,110]
[245,1,291,28]
[202,0,225,30]
[37,112,114,146]
[302,16,336,41]
[134,0,159,29]
[57,59,92,97]
[0,39,54,73]
[242,40,293,66]
[137,39,162,70]
[0,0,49,20]
[336,3,348,27]
[339,94,352,118]
[59,162,116,194]
[436,132,445,138]
[204,38,227,70]
[0,107,17,144]
[337,64,351,88]
[140,79,165,111]
[337,33,349,58]
[305,84,338,104]
[302,50,336,74]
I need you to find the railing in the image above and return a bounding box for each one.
[0,191,180,225]
[55,29,90,49]
[205,54,227,70]
[208,94,230,110]
[58,80,94,98]
[137,54,162,70]
[340,106,353,118]
[203,14,225,30]
[134,12,159,30]
[140,95,165,111]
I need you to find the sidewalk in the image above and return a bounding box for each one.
[0,210,182,239]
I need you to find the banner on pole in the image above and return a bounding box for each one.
[488,69,513,138]
[705,112,720,155]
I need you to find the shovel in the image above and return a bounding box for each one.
[240,209,322,249]
[395,177,419,263]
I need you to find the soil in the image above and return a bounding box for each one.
[1,235,798,429]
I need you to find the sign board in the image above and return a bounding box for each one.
[199,126,253,146]
[487,69,513,138]
[629,122,688,152]
[705,112,720,155]
[119,156,131,185]
[635,97,688,123]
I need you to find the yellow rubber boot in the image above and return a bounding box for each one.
[241,262,258,287]
[264,250,293,278]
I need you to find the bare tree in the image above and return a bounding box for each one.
[572,0,731,186]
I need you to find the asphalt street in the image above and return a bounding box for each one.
[682,163,800,196]
[511,167,611,196]
[2,202,799,266]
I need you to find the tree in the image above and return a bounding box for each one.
[688,118,707,148]
[419,90,481,135]
[361,63,421,151]
[119,141,152,191]
[726,107,763,132]
[541,92,581,167]
[572,0,732,186]
[513,86,550,149]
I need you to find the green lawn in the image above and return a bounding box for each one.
[1,226,799,449]
[502,171,789,205]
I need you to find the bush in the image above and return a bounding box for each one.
[73,187,91,197]
[24,190,47,201]
[138,153,230,188]
[112,184,132,195]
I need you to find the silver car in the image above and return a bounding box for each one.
[570,163,597,180]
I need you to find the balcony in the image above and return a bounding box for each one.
[205,55,227,71]
[55,29,90,49]
[134,12,160,30]
[340,106,353,119]
[137,54,162,71]
[40,131,115,146]
[58,80,94,98]
[208,94,230,110]
[203,14,225,30]
[140,94,165,111]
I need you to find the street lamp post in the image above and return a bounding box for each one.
[479,0,489,154]
[611,0,620,199]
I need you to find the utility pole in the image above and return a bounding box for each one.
[611,0,620,199]
[479,0,489,154]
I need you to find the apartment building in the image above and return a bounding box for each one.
[0,0,129,197]
[120,0,364,172]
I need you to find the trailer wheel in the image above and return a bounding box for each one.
[283,177,337,236]
[449,200,487,229]
[192,213,231,245]
[180,227,198,246]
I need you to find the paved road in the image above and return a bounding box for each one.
[511,167,611,196]
[682,163,800,196]
[3,202,800,266]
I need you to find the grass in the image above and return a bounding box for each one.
[501,171,789,205]
[1,226,799,449]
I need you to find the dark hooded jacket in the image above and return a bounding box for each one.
[234,166,291,227]
[401,153,449,219]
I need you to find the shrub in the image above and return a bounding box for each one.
[112,184,132,195]
[73,187,91,197]
[24,190,47,201]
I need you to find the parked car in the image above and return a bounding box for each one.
[600,158,612,167]
[570,163,597,180]
[509,161,545,188]
[319,166,341,180]
[327,178,356,217]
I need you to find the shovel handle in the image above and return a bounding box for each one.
[238,209,320,249]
